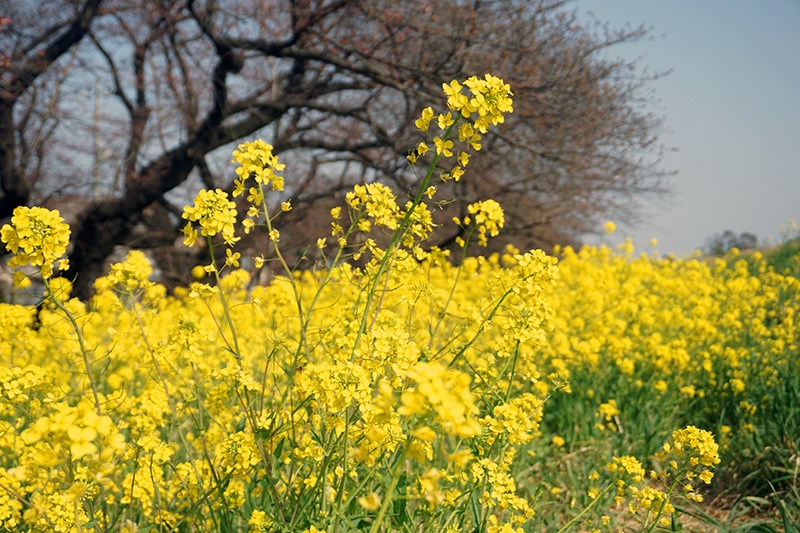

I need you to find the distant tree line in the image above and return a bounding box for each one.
[704,230,758,256]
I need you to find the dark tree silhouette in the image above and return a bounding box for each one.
[1,0,669,297]
[704,230,758,256]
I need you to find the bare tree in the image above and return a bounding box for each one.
[0,0,104,214]
[704,230,758,256]
[1,0,670,298]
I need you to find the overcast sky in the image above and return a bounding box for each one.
[579,0,800,255]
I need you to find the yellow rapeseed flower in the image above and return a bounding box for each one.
[1,206,71,279]
[433,136,454,157]
[357,492,381,511]
[668,425,721,467]
[415,106,434,132]
[93,250,154,292]
[232,139,285,192]
[182,188,239,246]
[467,199,504,246]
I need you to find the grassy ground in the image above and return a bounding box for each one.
[502,232,800,532]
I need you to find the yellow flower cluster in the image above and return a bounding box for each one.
[606,455,646,484]
[182,188,239,246]
[5,72,796,531]
[5,214,792,531]
[538,240,798,443]
[93,249,154,294]
[598,426,722,529]
[482,393,544,446]
[231,139,287,238]
[443,74,514,130]
[296,361,372,414]
[232,139,285,192]
[471,451,535,523]
[454,199,505,247]
[1,206,70,279]
[408,74,513,183]
[398,361,481,438]
[663,425,721,468]
[0,234,561,531]
[345,182,401,231]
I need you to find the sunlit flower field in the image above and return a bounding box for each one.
[1,74,797,532]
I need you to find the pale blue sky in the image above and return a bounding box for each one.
[580,0,800,255]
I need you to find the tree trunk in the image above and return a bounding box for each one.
[69,200,141,299]
[0,102,29,219]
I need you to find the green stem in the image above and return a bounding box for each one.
[556,481,616,533]
[504,340,521,401]
[208,238,242,363]
[259,186,309,357]
[353,119,460,357]
[368,443,410,533]
[447,287,514,369]
[332,408,353,533]
[44,277,101,415]
[643,462,686,533]
[428,225,475,348]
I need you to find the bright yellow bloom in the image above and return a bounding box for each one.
[242,217,256,234]
[597,399,620,422]
[248,510,273,532]
[667,425,721,467]
[346,183,400,230]
[437,111,455,130]
[93,250,154,292]
[433,136,454,157]
[443,79,470,113]
[399,361,481,438]
[225,249,241,268]
[357,492,381,511]
[232,139,285,191]
[607,455,645,483]
[12,271,30,288]
[1,206,71,279]
[462,73,514,131]
[729,378,745,393]
[415,106,434,132]
[407,140,430,164]
[247,187,264,205]
[182,188,239,246]
[467,199,504,246]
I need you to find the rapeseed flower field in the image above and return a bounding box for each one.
[1,75,797,532]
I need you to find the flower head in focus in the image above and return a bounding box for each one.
[1,206,71,279]
[663,425,721,468]
[232,139,285,193]
[453,74,514,130]
[182,189,239,246]
[467,199,505,246]
[409,74,513,183]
